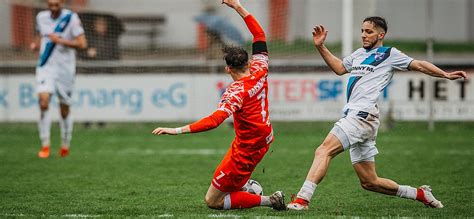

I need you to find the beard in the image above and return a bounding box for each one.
[363,40,378,50]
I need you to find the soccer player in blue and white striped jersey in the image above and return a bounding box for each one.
[31,0,87,158]
[288,16,468,210]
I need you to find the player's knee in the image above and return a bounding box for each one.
[204,195,224,209]
[39,101,49,111]
[60,108,70,118]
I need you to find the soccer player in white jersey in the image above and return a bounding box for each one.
[30,0,87,158]
[287,16,468,210]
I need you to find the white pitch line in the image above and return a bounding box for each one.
[116,148,226,156]
[275,148,473,156]
[208,214,242,218]
[61,214,101,218]
[99,147,473,157]
[436,149,473,156]
[0,213,102,218]
[160,149,226,155]
[0,213,26,217]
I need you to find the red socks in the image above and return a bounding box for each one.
[227,191,262,209]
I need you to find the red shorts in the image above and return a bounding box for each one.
[211,142,269,192]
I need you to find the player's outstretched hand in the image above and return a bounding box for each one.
[222,0,242,9]
[444,71,468,80]
[152,127,178,135]
[312,25,328,47]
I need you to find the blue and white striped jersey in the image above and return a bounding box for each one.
[342,46,413,115]
[36,9,84,72]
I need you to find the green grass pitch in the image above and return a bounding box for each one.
[0,122,473,217]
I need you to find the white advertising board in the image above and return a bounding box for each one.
[0,73,472,121]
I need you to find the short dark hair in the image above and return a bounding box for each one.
[222,45,248,71]
[363,16,388,33]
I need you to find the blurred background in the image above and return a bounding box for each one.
[0,0,473,124]
[0,1,472,217]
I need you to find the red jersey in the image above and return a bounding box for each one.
[188,14,271,192]
[188,14,273,150]
[217,54,273,148]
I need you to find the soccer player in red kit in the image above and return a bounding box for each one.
[152,0,286,211]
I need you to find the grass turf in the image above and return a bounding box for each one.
[0,122,473,217]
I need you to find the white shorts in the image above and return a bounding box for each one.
[36,65,75,105]
[330,110,380,164]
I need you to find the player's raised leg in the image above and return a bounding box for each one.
[287,133,344,210]
[37,92,52,158]
[205,184,286,210]
[353,161,444,208]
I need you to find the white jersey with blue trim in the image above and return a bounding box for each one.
[36,9,84,73]
[342,46,413,115]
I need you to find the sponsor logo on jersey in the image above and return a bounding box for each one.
[375,52,385,61]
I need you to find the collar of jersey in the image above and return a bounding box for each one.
[50,9,64,20]
[238,73,254,81]
[365,46,381,53]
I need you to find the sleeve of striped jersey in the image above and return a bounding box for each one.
[391,47,414,71]
[342,50,356,72]
[36,13,47,36]
[35,14,40,33]
[71,13,85,37]
[189,110,229,133]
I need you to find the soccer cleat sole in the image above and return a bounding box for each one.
[287,202,309,210]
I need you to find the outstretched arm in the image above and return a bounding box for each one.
[409,60,468,80]
[312,25,347,75]
[223,0,267,55]
[153,76,243,136]
[152,110,229,135]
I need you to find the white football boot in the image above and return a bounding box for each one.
[417,185,444,208]
[287,195,309,210]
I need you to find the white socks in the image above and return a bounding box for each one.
[60,114,73,147]
[260,196,270,206]
[295,181,416,201]
[223,194,231,210]
[38,109,51,146]
[297,180,317,201]
[396,185,417,200]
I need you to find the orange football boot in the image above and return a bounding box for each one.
[38,146,50,158]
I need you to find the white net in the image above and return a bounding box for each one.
[1,0,473,73]
[1,0,318,67]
